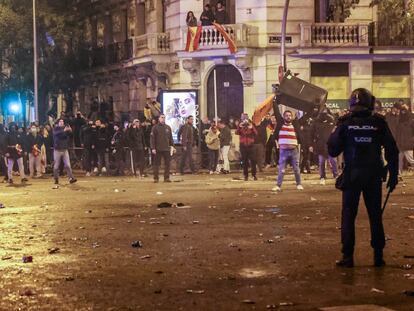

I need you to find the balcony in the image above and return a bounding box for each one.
[132,33,170,58]
[370,21,414,46]
[178,23,254,57]
[300,23,369,48]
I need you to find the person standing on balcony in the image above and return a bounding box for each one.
[215,2,228,24]
[200,4,215,26]
[186,11,198,27]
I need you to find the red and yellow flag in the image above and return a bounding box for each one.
[185,26,202,52]
[213,22,237,54]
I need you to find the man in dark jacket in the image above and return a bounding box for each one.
[5,123,27,184]
[53,119,77,185]
[215,2,228,24]
[80,121,96,176]
[111,123,125,176]
[299,109,316,174]
[94,119,110,175]
[27,124,44,178]
[200,4,215,26]
[72,112,86,163]
[179,115,197,175]
[127,119,147,177]
[328,88,398,268]
[150,114,174,183]
[310,110,338,185]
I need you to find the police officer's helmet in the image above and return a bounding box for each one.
[349,88,375,111]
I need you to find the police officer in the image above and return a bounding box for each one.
[328,88,399,268]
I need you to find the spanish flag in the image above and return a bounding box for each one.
[185,26,202,52]
[213,22,237,54]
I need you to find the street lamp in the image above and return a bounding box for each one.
[33,0,39,121]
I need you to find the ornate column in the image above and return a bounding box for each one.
[235,56,253,86]
[182,59,201,88]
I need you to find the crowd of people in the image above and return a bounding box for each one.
[0,96,413,188]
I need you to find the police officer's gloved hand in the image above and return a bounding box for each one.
[387,174,398,193]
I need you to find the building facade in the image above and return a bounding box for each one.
[76,0,414,122]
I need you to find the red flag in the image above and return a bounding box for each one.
[213,22,237,54]
[185,26,202,52]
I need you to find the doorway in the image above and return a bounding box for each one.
[207,65,243,121]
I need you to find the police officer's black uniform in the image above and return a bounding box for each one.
[327,88,399,267]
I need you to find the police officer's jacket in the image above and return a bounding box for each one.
[328,109,399,187]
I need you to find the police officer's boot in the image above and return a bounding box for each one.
[374,249,386,267]
[336,255,354,268]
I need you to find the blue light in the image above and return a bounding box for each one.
[9,102,20,114]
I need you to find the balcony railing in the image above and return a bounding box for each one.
[181,24,252,52]
[300,23,369,47]
[370,21,414,46]
[132,33,170,58]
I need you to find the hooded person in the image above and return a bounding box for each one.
[328,88,398,268]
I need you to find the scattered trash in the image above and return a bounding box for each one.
[154,289,162,294]
[192,220,200,224]
[310,197,317,201]
[92,242,100,248]
[52,185,59,189]
[140,255,151,260]
[404,274,414,280]
[303,216,311,220]
[131,241,143,248]
[1,256,12,260]
[114,189,119,193]
[186,290,205,294]
[265,239,274,244]
[242,300,255,304]
[407,216,414,220]
[253,194,258,198]
[0,203,5,209]
[266,305,277,309]
[279,302,294,306]
[156,192,163,195]
[403,290,414,296]
[401,264,413,270]
[265,208,280,213]
[65,276,75,281]
[371,288,385,294]
[85,210,92,213]
[20,289,36,296]
[127,220,132,223]
[48,247,60,254]
[232,177,243,181]
[229,243,238,248]
[158,202,173,208]
[22,256,33,263]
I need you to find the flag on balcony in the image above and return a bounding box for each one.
[185,26,202,52]
[213,22,237,54]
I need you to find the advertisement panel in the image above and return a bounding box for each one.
[161,90,199,144]
[311,76,350,111]
[372,76,411,109]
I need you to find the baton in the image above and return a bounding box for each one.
[382,189,392,214]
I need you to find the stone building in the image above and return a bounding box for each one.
[76,0,414,122]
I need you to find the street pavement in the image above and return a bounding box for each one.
[0,171,413,310]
